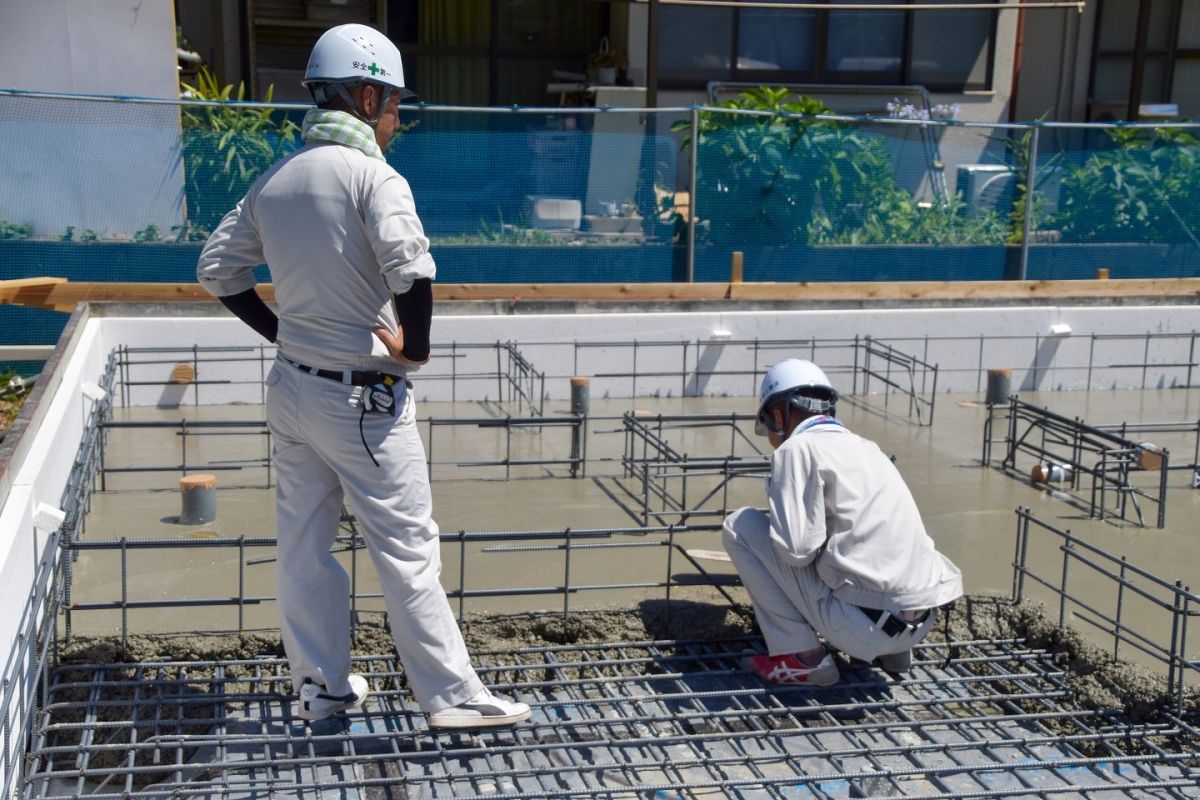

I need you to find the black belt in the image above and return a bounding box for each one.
[858,606,933,638]
[281,356,401,387]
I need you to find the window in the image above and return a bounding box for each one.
[910,0,995,87]
[660,6,734,79]
[658,0,996,92]
[1090,0,1200,119]
[388,0,608,106]
[826,0,904,76]
[737,5,814,71]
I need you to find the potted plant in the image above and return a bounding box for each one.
[586,36,621,86]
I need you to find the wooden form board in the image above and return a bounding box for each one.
[0,278,1198,312]
[0,281,270,312]
[728,279,1200,302]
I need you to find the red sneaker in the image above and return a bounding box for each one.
[746,652,840,686]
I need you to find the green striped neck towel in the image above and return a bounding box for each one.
[301,109,385,162]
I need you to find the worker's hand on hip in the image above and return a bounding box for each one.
[373,325,428,367]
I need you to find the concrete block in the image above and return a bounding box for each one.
[583,214,643,233]
[524,196,581,230]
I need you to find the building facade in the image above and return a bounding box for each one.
[177,0,1196,123]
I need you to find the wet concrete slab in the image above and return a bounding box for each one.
[71,387,1200,665]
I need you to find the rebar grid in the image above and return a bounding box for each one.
[96,419,272,489]
[12,340,1200,798]
[1095,418,1200,480]
[22,638,1200,799]
[114,340,545,417]
[112,330,1200,425]
[576,335,940,426]
[619,412,769,525]
[425,414,585,480]
[59,525,730,644]
[984,397,1171,527]
[1012,508,1200,708]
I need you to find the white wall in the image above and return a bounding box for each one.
[0,0,184,238]
[0,0,178,98]
[0,317,108,798]
[100,305,1200,407]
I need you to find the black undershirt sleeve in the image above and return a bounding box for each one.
[393,277,433,362]
[218,288,278,344]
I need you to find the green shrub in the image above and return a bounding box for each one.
[677,86,1005,247]
[1052,127,1200,244]
[180,68,301,231]
[0,219,31,240]
[810,192,1007,245]
[133,224,162,243]
[674,87,838,245]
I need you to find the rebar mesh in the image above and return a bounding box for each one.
[11,338,1200,799]
[24,637,1200,799]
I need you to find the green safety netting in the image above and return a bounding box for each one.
[1,90,1197,360]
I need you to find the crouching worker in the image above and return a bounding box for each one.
[724,359,963,686]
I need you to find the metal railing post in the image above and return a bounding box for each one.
[458,530,467,623]
[562,528,573,637]
[1177,587,1191,711]
[237,536,245,634]
[1013,508,1031,603]
[1167,580,1183,704]
[687,107,699,283]
[1158,449,1169,528]
[1058,532,1072,627]
[1017,125,1040,281]
[1113,557,1127,662]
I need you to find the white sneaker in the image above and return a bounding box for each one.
[295,674,369,721]
[427,687,532,729]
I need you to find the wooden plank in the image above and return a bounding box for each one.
[0,282,73,312]
[0,277,67,289]
[0,282,274,312]
[432,283,731,302]
[686,548,732,563]
[729,278,1200,302]
[1,278,1198,311]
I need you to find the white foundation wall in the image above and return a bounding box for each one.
[0,317,109,798]
[101,305,1200,407]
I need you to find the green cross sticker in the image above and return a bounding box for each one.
[367,62,379,75]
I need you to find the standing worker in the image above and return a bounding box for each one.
[723,359,963,685]
[197,24,530,728]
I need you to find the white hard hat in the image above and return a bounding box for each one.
[304,24,415,101]
[754,358,838,436]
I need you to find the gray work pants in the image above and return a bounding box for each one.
[722,507,930,662]
[266,359,483,712]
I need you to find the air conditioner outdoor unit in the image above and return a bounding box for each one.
[956,164,1015,215]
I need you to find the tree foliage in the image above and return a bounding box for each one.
[675,86,1007,247]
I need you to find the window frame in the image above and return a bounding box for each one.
[1086,0,1200,120]
[387,0,610,105]
[657,0,998,94]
